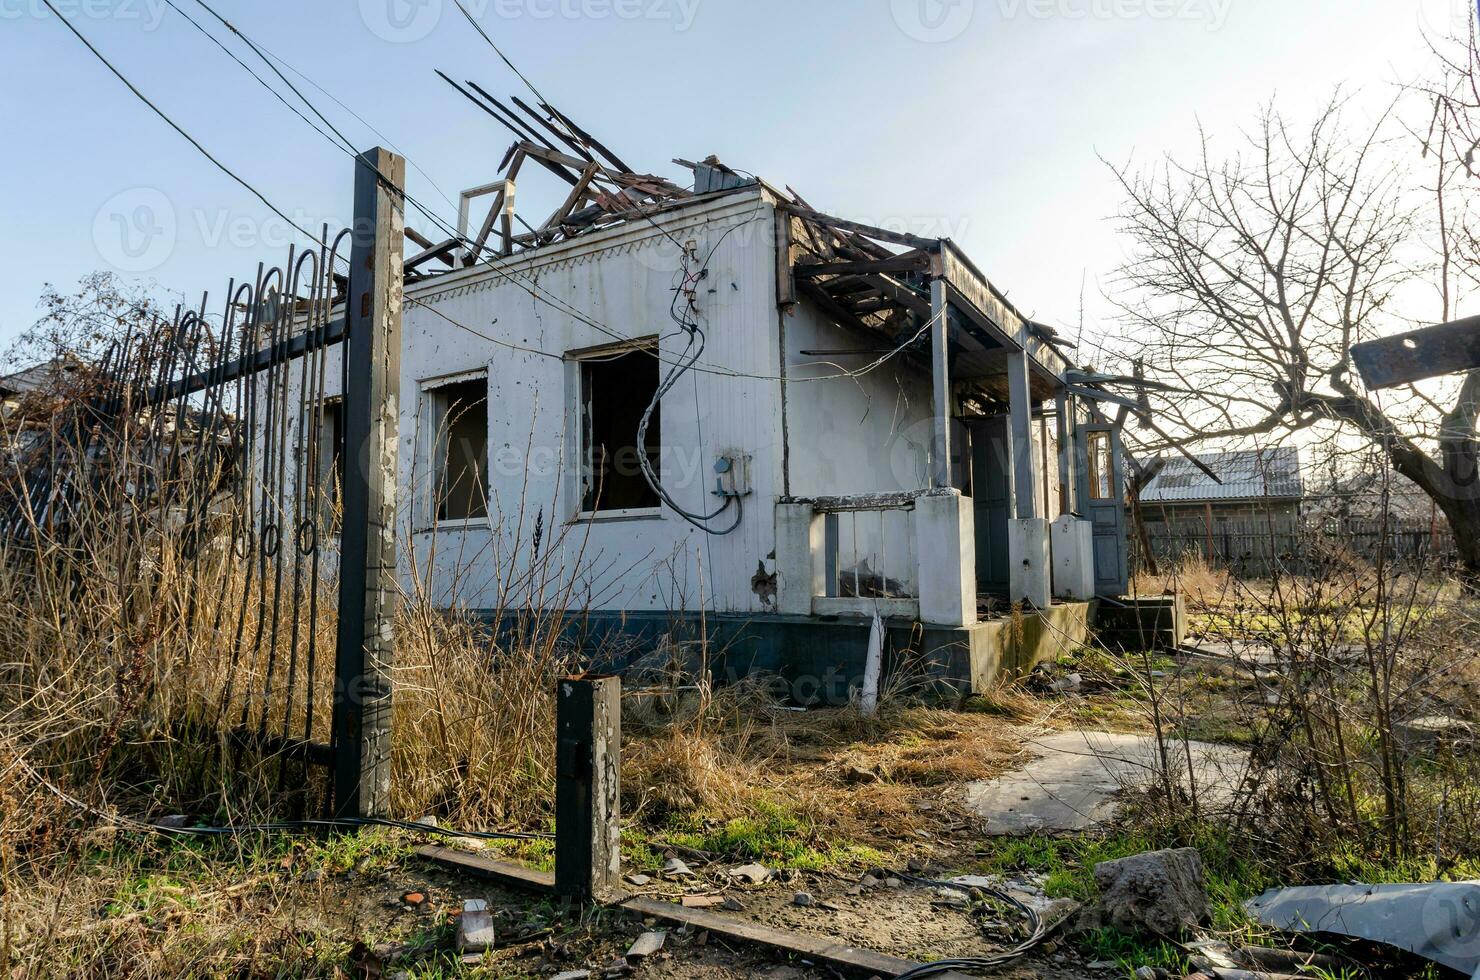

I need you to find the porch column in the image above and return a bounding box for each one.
[930,278,951,489]
[1055,388,1073,514]
[1006,350,1036,517]
[1007,348,1051,607]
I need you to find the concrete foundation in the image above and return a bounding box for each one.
[510,600,1093,705]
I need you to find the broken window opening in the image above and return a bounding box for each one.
[579,346,660,514]
[426,376,489,523]
[1087,430,1114,500]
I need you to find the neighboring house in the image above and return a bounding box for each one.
[0,356,81,401]
[270,137,1145,695]
[0,356,82,459]
[1139,448,1304,524]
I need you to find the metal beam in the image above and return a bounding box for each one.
[1351,314,1480,388]
[145,315,345,407]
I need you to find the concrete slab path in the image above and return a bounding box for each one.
[962,731,1250,835]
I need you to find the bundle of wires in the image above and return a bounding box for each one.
[632,220,757,536]
[890,870,1051,978]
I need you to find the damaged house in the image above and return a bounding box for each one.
[287,94,1151,698]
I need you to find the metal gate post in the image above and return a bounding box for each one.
[332,146,405,819]
[555,674,622,903]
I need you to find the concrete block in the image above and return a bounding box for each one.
[1050,516,1095,600]
[774,502,822,616]
[913,490,976,627]
[1008,518,1051,608]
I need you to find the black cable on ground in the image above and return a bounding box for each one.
[888,870,1051,978]
[146,816,552,842]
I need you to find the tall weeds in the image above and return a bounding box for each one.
[1127,525,1480,880]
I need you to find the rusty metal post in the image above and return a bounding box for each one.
[331,146,405,819]
[555,674,621,903]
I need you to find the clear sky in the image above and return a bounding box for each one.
[0,0,1470,356]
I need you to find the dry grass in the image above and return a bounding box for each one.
[1132,549,1233,611]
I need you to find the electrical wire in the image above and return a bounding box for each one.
[888,870,1051,978]
[49,0,945,544]
[89,0,937,390]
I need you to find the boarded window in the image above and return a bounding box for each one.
[580,348,660,513]
[427,377,488,522]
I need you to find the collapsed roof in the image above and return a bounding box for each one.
[414,78,1076,403]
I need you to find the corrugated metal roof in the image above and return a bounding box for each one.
[0,359,75,397]
[1140,447,1303,504]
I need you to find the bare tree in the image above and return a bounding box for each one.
[1107,73,1480,581]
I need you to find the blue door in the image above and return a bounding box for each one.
[1075,423,1129,596]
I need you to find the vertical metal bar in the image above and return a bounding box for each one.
[929,278,951,489]
[1007,349,1037,519]
[879,509,888,596]
[332,147,405,819]
[851,514,860,597]
[824,512,839,597]
[555,674,621,903]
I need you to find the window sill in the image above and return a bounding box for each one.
[414,518,490,533]
[569,507,664,524]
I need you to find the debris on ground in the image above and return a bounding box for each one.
[1091,847,1209,936]
[1245,880,1480,976]
[456,898,497,952]
[660,855,694,878]
[623,930,666,962]
[727,862,772,884]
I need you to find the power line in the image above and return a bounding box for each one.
[39,0,330,255]
[50,0,936,388]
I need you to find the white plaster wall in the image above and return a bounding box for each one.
[782,301,936,498]
[255,189,955,616]
[781,299,936,595]
[393,191,785,614]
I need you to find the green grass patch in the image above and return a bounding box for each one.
[661,800,885,870]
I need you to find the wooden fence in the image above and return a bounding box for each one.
[1139,515,1456,576]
